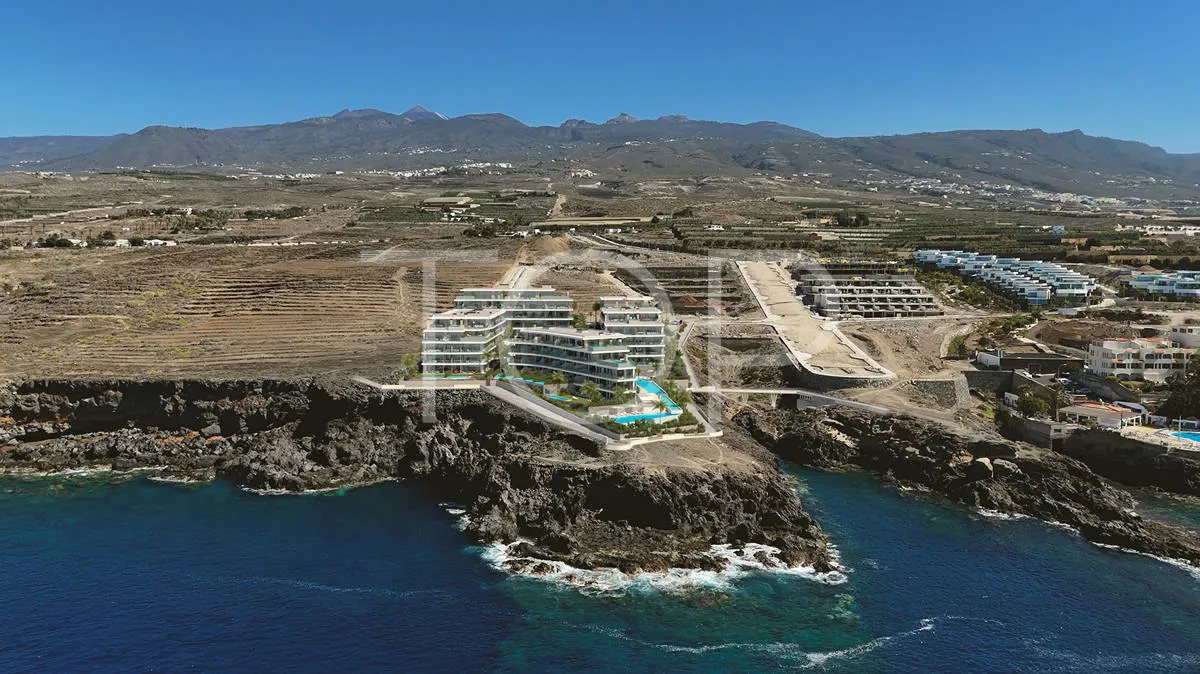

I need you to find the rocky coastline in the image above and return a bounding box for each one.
[732,405,1200,567]
[0,378,834,576]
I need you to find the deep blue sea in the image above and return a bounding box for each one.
[2,468,1198,672]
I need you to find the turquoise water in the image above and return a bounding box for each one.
[1172,431,1200,442]
[636,379,682,412]
[2,469,1198,671]
[613,412,678,424]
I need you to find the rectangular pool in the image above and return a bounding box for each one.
[1172,431,1200,442]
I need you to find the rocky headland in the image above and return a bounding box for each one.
[0,378,834,576]
[733,405,1200,567]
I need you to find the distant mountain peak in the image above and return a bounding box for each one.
[401,105,448,121]
[605,112,638,124]
[332,108,387,120]
[657,114,689,122]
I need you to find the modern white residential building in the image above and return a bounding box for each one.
[1128,271,1200,299]
[420,308,507,374]
[453,287,574,329]
[599,296,666,367]
[798,276,942,318]
[1086,336,1196,382]
[1170,325,1200,348]
[914,249,1096,305]
[508,327,638,395]
[421,287,664,396]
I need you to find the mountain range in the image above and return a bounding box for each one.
[4,106,1200,199]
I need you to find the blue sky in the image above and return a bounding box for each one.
[4,0,1198,151]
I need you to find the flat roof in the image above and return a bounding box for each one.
[1060,402,1141,419]
[515,326,627,339]
[434,308,505,318]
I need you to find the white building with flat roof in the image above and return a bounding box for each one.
[420,308,507,374]
[1129,271,1200,299]
[599,296,666,367]
[914,249,1096,305]
[1086,336,1196,383]
[508,327,638,395]
[420,287,664,396]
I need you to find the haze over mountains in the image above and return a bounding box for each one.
[4,106,1200,199]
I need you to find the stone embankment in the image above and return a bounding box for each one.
[732,405,1200,567]
[0,378,834,575]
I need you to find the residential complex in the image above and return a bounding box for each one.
[913,250,1097,305]
[599,296,667,366]
[797,274,942,319]
[508,327,638,395]
[421,287,666,396]
[1128,271,1200,299]
[1085,336,1196,383]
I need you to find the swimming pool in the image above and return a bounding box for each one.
[613,412,678,424]
[546,394,572,402]
[1171,431,1200,442]
[635,379,682,413]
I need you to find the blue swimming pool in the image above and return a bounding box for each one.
[635,379,682,413]
[613,412,678,424]
[1171,431,1200,442]
[546,394,571,402]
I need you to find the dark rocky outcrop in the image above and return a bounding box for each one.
[1059,429,1200,497]
[733,406,1200,567]
[0,379,834,575]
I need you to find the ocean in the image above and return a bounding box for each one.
[2,468,1197,672]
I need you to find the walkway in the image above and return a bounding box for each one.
[735,261,895,382]
[691,386,890,415]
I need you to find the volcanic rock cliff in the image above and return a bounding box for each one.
[733,405,1200,567]
[0,379,834,575]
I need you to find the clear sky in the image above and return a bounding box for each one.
[4,0,1198,151]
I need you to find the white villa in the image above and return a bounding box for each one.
[913,249,1097,305]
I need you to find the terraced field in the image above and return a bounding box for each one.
[0,245,510,378]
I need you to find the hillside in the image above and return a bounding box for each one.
[4,107,1200,199]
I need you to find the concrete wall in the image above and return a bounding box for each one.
[797,367,893,392]
[1075,373,1141,403]
[997,409,1075,448]
[1059,428,1200,496]
[492,381,621,441]
[908,377,970,409]
[963,370,1015,397]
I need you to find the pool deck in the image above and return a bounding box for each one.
[1120,425,1200,453]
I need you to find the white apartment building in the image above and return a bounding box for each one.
[452,287,574,329]
[420,287,665,395]
[599,296,666,367]
[798,276,942,318]
[1170,325,1200,348]
[1086,336,1196,383]
[914,249,1096,305]
[420,308,507,374]
[508,327,638,395]
[1128,271,1200,300]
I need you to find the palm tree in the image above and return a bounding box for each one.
[653,400,670,414]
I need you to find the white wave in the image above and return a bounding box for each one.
[1091,542,1200,580]
[147,475,206,484]
[198,573,446,599]
[579,615,965,666]
[477,539,847,595]
[976,508,1029,521]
